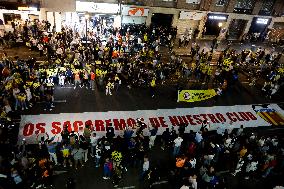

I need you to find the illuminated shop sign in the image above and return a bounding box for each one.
[18,6,38,11]
[208,15,227,20]
[256,18,269,25]
[122,7,149,17]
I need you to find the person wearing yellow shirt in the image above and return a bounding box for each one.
[150,78,156,98]
[106,79,114,95]
[239,146,248,158]
[61,144,72,167]
[144,34,148,43]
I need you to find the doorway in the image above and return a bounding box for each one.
[228,19,248,40]
[151,13,173,28]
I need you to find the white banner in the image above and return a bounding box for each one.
[19,104,284,144]
[122,7,149,17]
[76,1,119,14]
[179,11,205,20]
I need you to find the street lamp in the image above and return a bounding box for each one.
[85,13,89,45]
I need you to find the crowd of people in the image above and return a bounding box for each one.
[0,17,283,189]
[0,117,283,189]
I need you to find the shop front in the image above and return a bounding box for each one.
[176,11,205,36]
[203,13,228,37]
[121,6,149,26]
[0,8,40,32]
[248,17,271,40]
[72,1,121,32]
[227,19,248,40]
[267,17,284,43]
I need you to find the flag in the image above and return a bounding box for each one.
[178,89,217,102]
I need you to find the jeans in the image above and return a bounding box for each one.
[149,136,156,149]
[90,145,96,156]
[262,167,273,178]
[173,146,181,156]
[45,101,51,110]
[90,80,95,90]
[49,152,58,165]
[15,99,20,110]
[95,156,100,167]
[20,101,27,109]
[104,165,111,177]
[82,149,88,162]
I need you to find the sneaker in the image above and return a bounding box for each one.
[49,109,53,111]
[114,184,118,187]
[103,177,108,180]
[22,107,24,111]
[51,105,55,108]
[74,87,76,89]
[44,109,47,111]
[90,154,94,157]
[36,185,42,189]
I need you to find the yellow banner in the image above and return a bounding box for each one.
[178,89,217,102]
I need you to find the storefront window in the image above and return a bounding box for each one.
[216,0,228,6]
[3,13,21,25]
[259,0,275,16]
[234,0,256,14]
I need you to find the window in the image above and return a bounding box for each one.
[186,0,201,4]
[259,0,275,16]
[234,0,256,14]
[216,0,228,6]
[234,0,255,9]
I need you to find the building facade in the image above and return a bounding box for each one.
[0,0,284,40]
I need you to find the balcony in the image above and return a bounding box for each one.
[153,0,177,8]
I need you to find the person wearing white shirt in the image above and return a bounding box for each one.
[90,133,100,157]
[13,87,20,110]
[189,158,196,168]
[195,131,203,143]
[173,136,183,156]
[59,74,65,87]
[141,156,149,180]
[189,175,198,189]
